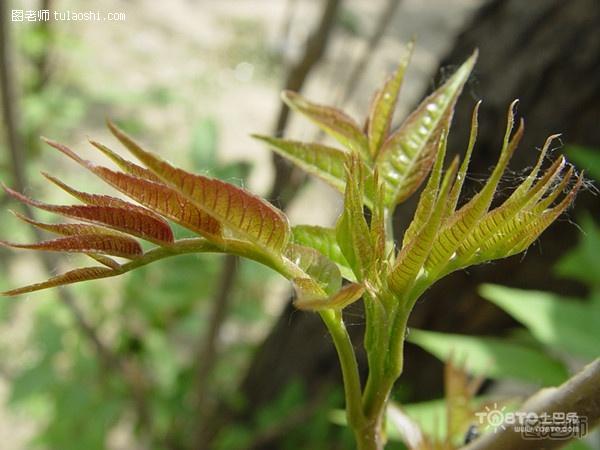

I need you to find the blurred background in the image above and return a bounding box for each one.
[0,0,599,449]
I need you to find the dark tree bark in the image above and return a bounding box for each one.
[400,0,600,400]
[228,0,600,446]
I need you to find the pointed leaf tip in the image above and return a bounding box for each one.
[376,52,476,206]
[0,234,143,259]
[1,266,117,296]
[281,90,369,158]
[88,139,164,184]
[367,41,414,157]
[43,138,85,165]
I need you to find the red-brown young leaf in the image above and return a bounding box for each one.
[0,234,143,259]
[1,266,117,296]
[43,140,222,240]
[11,210,124,238]
[10,211,124,269]
[41,170,166,224]
[3,185,174,245]
[92,168,223,239]
[108,121,291,254]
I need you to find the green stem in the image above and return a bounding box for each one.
[319,309,365,430]
[387,306,409,380]
[355,415,386,450]
[361,299,410,449]
[384,208,395,255]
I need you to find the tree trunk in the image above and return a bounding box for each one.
[401,0,600,400]
[223,0,600,446]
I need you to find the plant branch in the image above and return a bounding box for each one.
[463,358,600,450]
[339,0,402,105]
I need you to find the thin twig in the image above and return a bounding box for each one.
[269,0,342,208]
[339,0,402,105]
[463,358,600,450]
[313,0,402,147]
[277,0,299,56]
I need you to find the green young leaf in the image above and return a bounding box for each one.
[555,215,600,287]
[108,121,291,256]
[424,101,523,276]
[292,225,353,279]
[253,135,347,193]
[407,328,569,386]
[367,41,413,157]
[376,51,477,206]
[286,243,341,296]
[566,144,600,181]
[336,155,374,280]
[401,127,450,248]
[494,171,582,259]
[285,243,365,311]
[451,139,569,266]
[368,171,387,272]
[444,100,480,219]
[293,282,365,311]
[480,284,600,360]
[390,131,457,296]
[281,90,369,159]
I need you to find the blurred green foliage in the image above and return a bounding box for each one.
[2,114,274,449]
[567,145,600,182]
